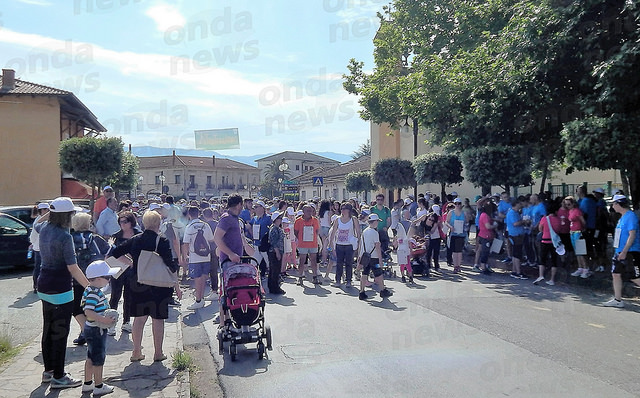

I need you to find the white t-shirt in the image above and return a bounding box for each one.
[335,217,356,246]
[360,227,380,259]
[183,219,214,263]
[395,222,410,259]
[390,208,400,229]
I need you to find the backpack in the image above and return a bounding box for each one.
[75,232,101,271]
[259,227,270,252]
[193,223,211,257]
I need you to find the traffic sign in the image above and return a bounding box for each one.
[312,177,324,186]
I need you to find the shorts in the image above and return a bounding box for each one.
[611,252,640,281]
[320,226,330,238]
[189,262,209,278]
[450,236,465,253]
[570,231,582,253]
[298,247,318,255]
[84,325,107,366]
[509,235,524,260]
[362,258,383,278]
[72,283,85,317]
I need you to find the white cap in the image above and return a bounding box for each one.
[287,206,295,216]
[451,191,458,196]
[282,217,290,224]
[613,194,627,203]
[592,187,605,194]
[368,214,380,222]
[453,197,462,203]
[103,185,113,191]
[404,198,412,205]
[162,203,171,210]
[37,202,50,209]
[271,211,282,221]
[149,203,162,210]
[86,260,120,279]
[131,202,140,208]
[296,210,303,216]
[432,204,441,215]
[254,200,266,208]
[49,197,78,213]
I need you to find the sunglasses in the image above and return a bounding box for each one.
[119,219,129,224]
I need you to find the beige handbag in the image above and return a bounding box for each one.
[137,236,178,288]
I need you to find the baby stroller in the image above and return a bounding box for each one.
[409,240,430,277]
[217,257,272,361]
[381,248,397,278]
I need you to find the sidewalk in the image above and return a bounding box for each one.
[0,305,188,398]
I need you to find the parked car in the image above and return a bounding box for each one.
[0,213,34,267]
[0,205,35,227]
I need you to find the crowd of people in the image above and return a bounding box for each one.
[27,183,640,392]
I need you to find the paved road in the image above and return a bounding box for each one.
[193,266,640,398]
[0,268,42,347]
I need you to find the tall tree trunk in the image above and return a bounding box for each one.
[539,160,549,194]
[440,183,446,204]
[621,169,630,198]
[505,185,511,196]
[482,184,491,196]
[629,168,639,210]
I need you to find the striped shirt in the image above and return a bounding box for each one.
[81,286,109,328]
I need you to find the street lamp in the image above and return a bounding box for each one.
[159,173,166,195]
[401,116,419,199]
[278,158,289,198]
[136,175,143,199]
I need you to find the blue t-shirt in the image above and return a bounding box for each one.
[521,206,532,235]
[506,208,524,236]
[530,203,546,228]
[578,197,597,229]
[81,285,109,328]
[249,215,272,245]
[615,211,640,254]
[498,200,511,216]
[35,221,77,303]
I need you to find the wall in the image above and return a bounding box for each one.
[0,96,61,205]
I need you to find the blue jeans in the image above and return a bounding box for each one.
[335,244,354,282]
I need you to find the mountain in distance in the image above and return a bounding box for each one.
[127,146,352,166]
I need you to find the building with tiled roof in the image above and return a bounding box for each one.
[255,151,340,180]
[0,69,106,205]
[137,151,260,200]
[293,155,372,202]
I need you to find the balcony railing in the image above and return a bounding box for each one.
[218,183,235,190]
[187,183,198,190]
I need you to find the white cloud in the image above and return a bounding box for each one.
[15,0,52,6]
[145,3,186,32]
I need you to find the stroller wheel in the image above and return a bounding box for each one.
[218,333,224,354]
[257,341,265,360]
[229,343,237,362]
[265,324,273,350]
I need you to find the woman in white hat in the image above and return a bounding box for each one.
[35,197,89,389]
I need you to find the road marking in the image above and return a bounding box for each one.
[530,306,551,311]
[586,323,606,329]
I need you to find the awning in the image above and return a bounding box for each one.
[61,178,98,199]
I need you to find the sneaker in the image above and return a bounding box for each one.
[401,276,406,283]
[73,333,86,346]
[121,322,132,333]
[358,291,368,300]
[345,281,352,288]
[107,326,116,336]
[545,280,555,286]
[595,265,605,272]
[580,271,591,279]
[297,277,303,286]
[518,273,529,280]
[187,301,205,310]
[472,264,482,272]
[41,371,53,383]
[603,298,625,308]
[533,276,545,285]
[168,298,181,307]
[50,373,82,389]
[510,272,520,279]
[380,288,393,298]
[82,381,94,393]
[93,383,115,396]
[486,266,495,273]
[570,269,583,277]
[501,257,512,263]
[204,291,219,301]
[313,276,322,285]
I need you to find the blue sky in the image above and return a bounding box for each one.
[0,0,384,156]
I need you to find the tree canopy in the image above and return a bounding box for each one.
[345,170,377,202]
[413,153,463,200]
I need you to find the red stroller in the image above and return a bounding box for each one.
[217,257,272,361]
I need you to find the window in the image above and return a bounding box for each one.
[207,176,212,185]
[238,177,243,185]
[296,165,300,171]
[189,175,195,186]
[304,166,308,171]
[0,215,27,236]
[301,191,306,200]
[175,175,181,184]
[310,166,314,170]
[155,175,161,185]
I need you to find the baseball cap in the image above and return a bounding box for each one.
[404,198,412,205]
[271,211,282,221]
[432,204,441,215]
[613,194,627,203]
[37,202,50,209]
[103,185,113,191]
[451,191,458,196]
[254,200,266,208]
[368,214,380,222]
[49,197,79,213]
[131,202,140,208]
[286,206,295,216]
[592,188,605,194]
[86,260,120,279]
[282,217,290,224]
[453,198,462,203]
[149,203,162,210]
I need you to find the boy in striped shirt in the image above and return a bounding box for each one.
[81,261,120,396]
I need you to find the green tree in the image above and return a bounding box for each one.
[371,158,415,203]
[351,139,371,159]
[462,146,532,195]
[345,171,377,202]
[413,153,463,200]
[59,137,124,206]
[107,151,139,194]
[262,159,291,198]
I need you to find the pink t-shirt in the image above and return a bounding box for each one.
[556,207,570,234]
[568,208,584,232]
[539,215,561,242]
[478,212,494,240]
